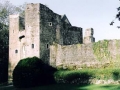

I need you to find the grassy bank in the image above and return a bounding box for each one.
[54,68,120,84]
[1,68,120,90]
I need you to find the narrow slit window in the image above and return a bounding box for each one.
[19,35,25,39]
[32,44,34,49]
[47,44,49,49]
[15,50,18,53]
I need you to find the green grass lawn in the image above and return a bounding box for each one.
[2,84,119,90]
[2,68,120,90]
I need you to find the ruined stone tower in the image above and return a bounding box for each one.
[9,3,41,81]
[83,28,95,44]
[9,3,83,80]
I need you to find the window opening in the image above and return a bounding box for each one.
[32,44,34,49]
[48,22,52,26]
[15,50,18,53]
[19,35,25,39]
[47,44,49,49]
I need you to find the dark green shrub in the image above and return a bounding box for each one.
[0,24,9,84]
[112,70,120,80]
[13,56,57,88]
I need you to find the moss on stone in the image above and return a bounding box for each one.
[77,43,81,48]
[93,40,110,61]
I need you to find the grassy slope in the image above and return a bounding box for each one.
[54,68,120,82]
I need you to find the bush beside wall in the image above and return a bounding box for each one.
[13,57,57,88]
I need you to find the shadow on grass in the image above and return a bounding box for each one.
[54,70,93,85]
[15,84,87,90]
[112,70,120,80]
[1,84,120,90]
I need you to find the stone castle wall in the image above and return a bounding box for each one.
[9,3,83,80]
[9,3,41,80]
[40,4,63,63]
[50,40,120,69]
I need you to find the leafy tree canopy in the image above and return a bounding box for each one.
[0,0,25,25]
[0,0,26,83]
[110,0,120,28]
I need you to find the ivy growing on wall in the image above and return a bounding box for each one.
[93,40,110,61]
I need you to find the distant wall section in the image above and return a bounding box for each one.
[50,40,120,68]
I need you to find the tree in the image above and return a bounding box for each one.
[116,6,120,20]
[0,0,26,25]
[110,0,120,28]
[0,0,26,83]
[0,23,8,83]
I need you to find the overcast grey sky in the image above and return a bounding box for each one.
[9,0,120,41]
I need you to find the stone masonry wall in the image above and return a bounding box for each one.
[40,4,62,63]
[9,3,41,80]
[63,26,83,45]
[50,40,120,69]
[9,15,21,80]
[25,3,40,58]
[40,4,83,63]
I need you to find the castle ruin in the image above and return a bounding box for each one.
[9,3,93,80]
[8,2,120,85]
